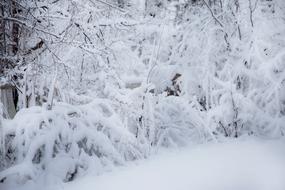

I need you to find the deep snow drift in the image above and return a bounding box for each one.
[2,138,285,190]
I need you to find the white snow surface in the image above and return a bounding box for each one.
[3,138,285,190]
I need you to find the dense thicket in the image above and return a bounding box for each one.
[0,0,284,185]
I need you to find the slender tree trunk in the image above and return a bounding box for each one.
[11,0,20,55]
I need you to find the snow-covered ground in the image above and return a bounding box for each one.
[3,138,285,190]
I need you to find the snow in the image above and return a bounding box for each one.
[3,138,285,190]
[1,0,285,189]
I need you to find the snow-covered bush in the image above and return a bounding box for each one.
[0,100,148,183]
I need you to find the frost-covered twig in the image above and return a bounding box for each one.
[88,0,126,13]
[201,0,224,28]
[0,15,60,39]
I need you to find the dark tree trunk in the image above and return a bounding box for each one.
[0,0,21,118]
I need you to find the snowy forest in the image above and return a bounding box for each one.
[0,0,285,189]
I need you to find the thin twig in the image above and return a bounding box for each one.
[202,0,224,28]
[0,15,60,39]
[88,0,126,13]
